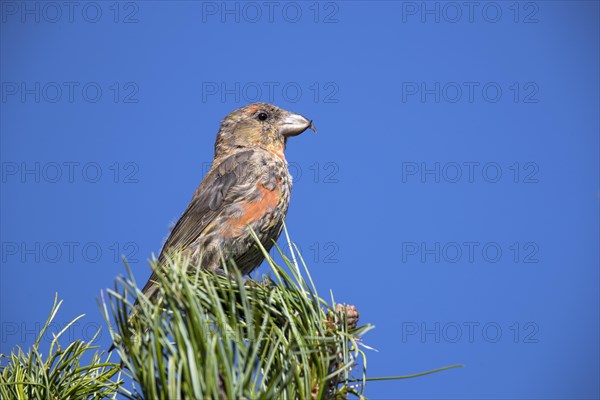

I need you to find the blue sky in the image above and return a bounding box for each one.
[1,1,599,398]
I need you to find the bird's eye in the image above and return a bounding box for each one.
[257,112,268,121]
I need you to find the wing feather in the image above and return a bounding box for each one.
[140,150,256,297]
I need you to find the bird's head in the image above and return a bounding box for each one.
[214,103,316,159]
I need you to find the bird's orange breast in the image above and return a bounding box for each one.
[222,181,280,237]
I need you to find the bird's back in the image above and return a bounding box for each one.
[141,148,292,299]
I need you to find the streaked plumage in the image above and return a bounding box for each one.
[140,103,315,300]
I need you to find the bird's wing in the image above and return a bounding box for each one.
[140,150,256,298]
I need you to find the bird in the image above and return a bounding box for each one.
[140,102,316,301]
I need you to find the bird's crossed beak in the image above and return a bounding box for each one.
[280,112,317,137]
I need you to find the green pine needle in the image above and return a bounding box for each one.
[0,294,123,399]
[1,236,462,399]
[103,249,374,399]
